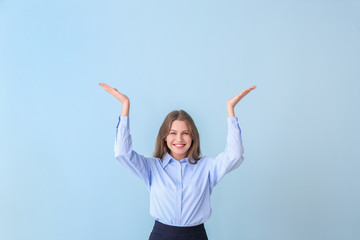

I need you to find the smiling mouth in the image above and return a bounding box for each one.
[174,144,185,148]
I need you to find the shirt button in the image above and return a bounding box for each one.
[176,220,179,223]
[178,187,181,191]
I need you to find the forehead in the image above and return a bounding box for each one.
[170,120,189,131]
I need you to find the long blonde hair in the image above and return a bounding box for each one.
[153,110,201,164]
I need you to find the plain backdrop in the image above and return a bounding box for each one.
[1,0,359,239]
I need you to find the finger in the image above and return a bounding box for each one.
[102,85,115,92]
[99,83,113,90]
[244,86,256,93]
[248,85,256,91]
[238,85,256,97]
[236,89,250,98]
[99,83,109,87]
[101,86,116,95]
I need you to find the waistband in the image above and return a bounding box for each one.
[154,220,205,233]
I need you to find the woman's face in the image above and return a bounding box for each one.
[165,120,192,161]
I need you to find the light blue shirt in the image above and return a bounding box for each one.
[114,116,244,227]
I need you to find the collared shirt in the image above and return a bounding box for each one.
[114,116,244,227]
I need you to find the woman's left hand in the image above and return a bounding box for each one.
[227,85,256,117]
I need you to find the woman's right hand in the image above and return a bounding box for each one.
[99,83,129,104]
[99,83,130,116]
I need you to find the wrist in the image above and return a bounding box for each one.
[121,102,130,116]
[227,106,235,117]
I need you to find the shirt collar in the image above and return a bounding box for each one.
[161,152,196,168]
[161,152,172,168]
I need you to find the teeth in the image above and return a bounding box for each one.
[175,144,184,146]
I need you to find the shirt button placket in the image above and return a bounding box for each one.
[176,162,182,225]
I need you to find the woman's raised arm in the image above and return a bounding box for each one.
[227,85,256,117]
[99,83,152,188]
[208,85,256,189]
[99,83,130,116]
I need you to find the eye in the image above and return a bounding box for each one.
[170,132,176,135]
[183,132,189,135]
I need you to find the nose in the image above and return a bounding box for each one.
[176,134,183,141]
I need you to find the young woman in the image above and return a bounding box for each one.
[99,83,256,240]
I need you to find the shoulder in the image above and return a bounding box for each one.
[194,155,215,167]
[146,156,162,164]
[146,156,169,170]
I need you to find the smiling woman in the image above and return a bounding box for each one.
[165,119,193,160]
[155,110,201,163]
[99,82,256,240]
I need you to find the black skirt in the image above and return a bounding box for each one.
[149,220,208,240]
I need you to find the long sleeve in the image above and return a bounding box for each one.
[114,116,151,188]
[208,116,244,189]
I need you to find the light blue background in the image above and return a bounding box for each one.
[1,0,359,239]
